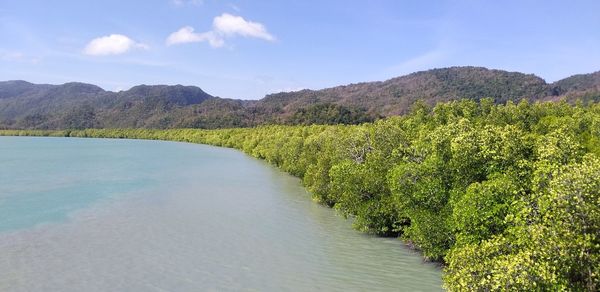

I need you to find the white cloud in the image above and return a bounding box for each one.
[166,26,224,47]
[166,13,275,48]
[213,13,274,41]
[83,34,148,56]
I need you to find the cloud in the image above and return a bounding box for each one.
[166,13,275,48]
[213,13,274,41]
[166,26,224,47]
[83,34,148,56]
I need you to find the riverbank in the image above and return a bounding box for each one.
[1,136,443,291]
[2,99,599,290]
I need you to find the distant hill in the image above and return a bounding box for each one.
[255,67,555,119]
[551,71,600,103]
[554,71,600,92]
[1,66,598,129]
[0,82,214,129]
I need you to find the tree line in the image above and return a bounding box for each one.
[2,98,599,291]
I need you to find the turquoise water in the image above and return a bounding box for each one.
[0,136,442,291]
[0,137,161,232]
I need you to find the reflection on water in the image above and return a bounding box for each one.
[0,137,442,291]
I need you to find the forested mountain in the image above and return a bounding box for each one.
[1,67,599,129]
[551,70,600,102]
[0,81,214,129]
[258,66,553,117]
[554,70,600,92]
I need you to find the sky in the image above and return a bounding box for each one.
[1,0,599,99]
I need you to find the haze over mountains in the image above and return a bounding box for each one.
[1,66,599,130]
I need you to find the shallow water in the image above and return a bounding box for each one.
[0,136,442,291]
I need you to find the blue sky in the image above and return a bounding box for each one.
[1,0,599,99]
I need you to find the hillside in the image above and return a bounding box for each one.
[0,82,214,129]
[1,66,598,129]
[551,70,600,102]
[256,67,555,118]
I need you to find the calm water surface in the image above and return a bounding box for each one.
[0,136,442,291]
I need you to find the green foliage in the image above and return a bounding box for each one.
[61,104,97,129]
[2,99,599,290]
[444,155,600,291]
[287,103,374,125]
[453,174,520,246]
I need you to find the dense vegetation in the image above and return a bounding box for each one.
[2,67,599,129]
[2,99,599,290]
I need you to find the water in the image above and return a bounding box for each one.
[0,136,442,291]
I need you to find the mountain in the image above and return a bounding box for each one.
[551,71,600,102]
[553,71,600,92]
[96,85,214,128]
[0,82,214,129]
[255,67,555,119]
[1,66,598,129]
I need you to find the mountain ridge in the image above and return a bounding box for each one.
[1,66,599,129]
